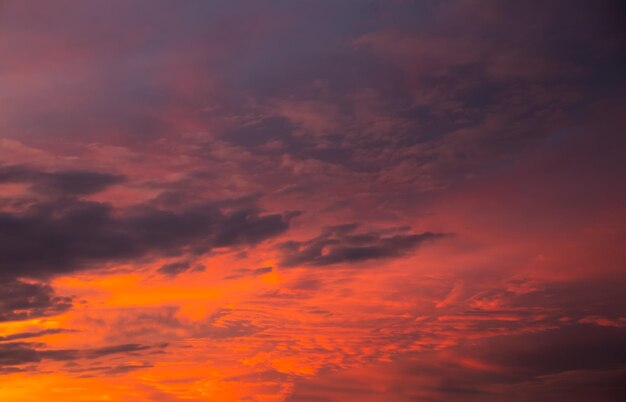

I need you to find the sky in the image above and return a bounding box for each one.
[0,1,625,401]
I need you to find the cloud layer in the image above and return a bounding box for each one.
[0,0,624,401]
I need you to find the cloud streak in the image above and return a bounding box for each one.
[279,224,449,267]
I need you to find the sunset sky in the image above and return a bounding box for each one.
[0,1,625,401]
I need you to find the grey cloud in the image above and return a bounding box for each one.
[278,224,449,267]
[0,165,124,196]
[0,193,295,281]
[0,341,168,374]
[0,279,72,322]
[287,324,626,402]
[84,343,153,358]
[158,261,205,277]
[224,266,273,280]
[0,328,75,342]
[0,342,42,366]
[101,362,154,375]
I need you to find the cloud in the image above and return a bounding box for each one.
[0,165,296,322]
[101,362,154,375]
[0,1,623,399]
[0,279,72,322]
[278,224,449,267]
[0,180,296,281]
[158,261,205,277]
[0,329,75,342]
[0,342,43,366]
[0,164,124,196]
[224,266,273,280]
[287,325,626,402]
[0,341,168,373]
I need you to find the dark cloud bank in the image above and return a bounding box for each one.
[0,194,293,280]
[0,164,296,322]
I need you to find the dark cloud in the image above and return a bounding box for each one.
[84,343,155,358]
[0,328,75,342]
[63,362,156,377]
[0,165,124,196]
[0,341,168,374]
[224,266,273,280]
[158,261,205,277]
[278,224,448,267]
[0,342,42,366]
[101,362,154,375]
[0,279,72,322]
[465,325,626,378]
[287,324,626,402]
[0,188,296,281]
